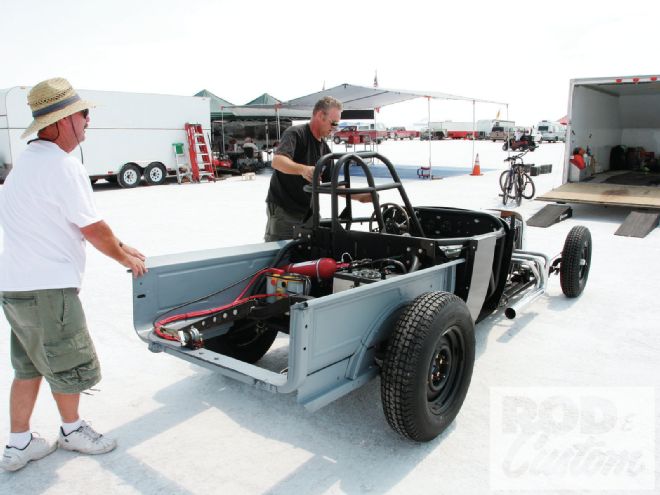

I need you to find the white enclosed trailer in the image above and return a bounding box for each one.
[535,75,660,236]
[0,86,211,187]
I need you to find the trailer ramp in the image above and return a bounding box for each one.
[527,204,573,228]
[614,210,660,238]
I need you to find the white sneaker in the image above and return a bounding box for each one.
[58,421,117,455]
[1,434,57,472]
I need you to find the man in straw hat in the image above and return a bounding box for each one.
[0,77,147,471]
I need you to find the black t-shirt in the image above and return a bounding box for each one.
[266,124,331,216]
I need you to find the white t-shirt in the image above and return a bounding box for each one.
[0,140,101,290]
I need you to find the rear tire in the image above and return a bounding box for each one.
[381,292,475,442]
[502,173,513,205]
[144,162,167,186]
[499,170,509,192]
[560,226,592,298]
[333,136,341,144]
[521,174,536,199]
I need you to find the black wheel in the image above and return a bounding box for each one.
[499,170,509,192]
[514,172,524,206]
[521,173,536,199]
[144,162,167,186]
[502,142,509,151]
[204,321,278,363]
[333,136,341,145]
[117,163,141,188]
[502,172,513,205]
[381,292,475,442]
[560,226,592,298]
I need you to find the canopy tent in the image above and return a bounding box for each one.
[281,84,508,176]
[283,83,504,109]
[194,89,234,120]
[245,93,281,106]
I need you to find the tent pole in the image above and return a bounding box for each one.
[276,106,281,141]
[221,106,225,154]
[427,96,432,176]
[265,119,269,150]
[471,99,476,166]
[374,109,378,152]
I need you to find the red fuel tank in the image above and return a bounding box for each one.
[284,258,349,279]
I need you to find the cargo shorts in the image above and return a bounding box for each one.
[2,288,101,394]
[264,202,311,242]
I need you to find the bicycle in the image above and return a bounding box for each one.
[499,151,536,206]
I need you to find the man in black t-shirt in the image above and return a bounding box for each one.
[264,96,370,241]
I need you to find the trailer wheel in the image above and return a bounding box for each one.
[117,163,141,188]
[381,292,475,442]
[560,226,592,298]
[204,321,278,364]
[144,162,167,186]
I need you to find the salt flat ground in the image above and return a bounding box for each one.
[1,140,659,494]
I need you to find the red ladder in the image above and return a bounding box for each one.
[185,123,215,182]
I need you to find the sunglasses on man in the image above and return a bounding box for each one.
[80,109,89,118]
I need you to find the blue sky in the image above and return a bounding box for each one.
[2,0,657,127]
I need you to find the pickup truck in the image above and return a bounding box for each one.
[132,151,592,442]
[387,127,420,140]
[333,125,388,145]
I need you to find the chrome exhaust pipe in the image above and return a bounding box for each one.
[505,251,549,319]
[505,287,545,319]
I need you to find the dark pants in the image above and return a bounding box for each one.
[264,202,310,242]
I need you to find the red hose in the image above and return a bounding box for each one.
[154,267,286,342]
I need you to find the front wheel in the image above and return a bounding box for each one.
[381,292,475,442]
[502,142,509,151]
[515,172,524,206]
[560,226,592,298]
[117,163,141,188]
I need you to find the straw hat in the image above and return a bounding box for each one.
[21,77,95,139]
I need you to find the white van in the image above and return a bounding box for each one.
[536,120,566,142]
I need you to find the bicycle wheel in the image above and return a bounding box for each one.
[499,170,509,192]
[502,172,513,205]
[521,173,536,200]
[514,172,524,206]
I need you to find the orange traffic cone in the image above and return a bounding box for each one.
[470,153,483,176]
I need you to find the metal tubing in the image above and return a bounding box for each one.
[505,287,545,319]
[504,252,549,319]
